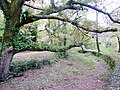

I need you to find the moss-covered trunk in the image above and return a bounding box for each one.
[0,0,23,80]
[0,22,15,80]
[0,16,20,80]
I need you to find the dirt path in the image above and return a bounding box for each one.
[0,51,110,90]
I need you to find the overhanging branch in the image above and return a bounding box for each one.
[72,1,120,24]
[18,15,118,33]
[110,6,120,14]
[20,1,120,26]
[24,3,45,10]
[43,6,83,15]
[18,1,119,33]
[17,44,83,53]
[23,3,83,15]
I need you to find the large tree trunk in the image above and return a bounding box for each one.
[0,24,19,80]
[0,0,23,80]
[0,21,15,80]
[0,22,20,80]
[0,47,14,80]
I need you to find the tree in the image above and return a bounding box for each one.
[117,36,120,52]
[94,0,101,55]
[0,0,119,80]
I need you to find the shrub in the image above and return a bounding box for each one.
[10,58,51,77]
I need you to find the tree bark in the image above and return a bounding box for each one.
[96,33,100,53]
[0,0,23,80]
[0,46,14,80]
[0,17,17,80]
[117,37,120,52]
[0,22,20,80]
[0,18,14,80]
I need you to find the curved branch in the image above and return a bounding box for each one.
[19,1,120,27]
[41,1,120,24]
[39,5,83,15]
[18,15,118,33]
[24,3,45,10]
[18,1,120,33]
[19,4,84,26]
[110,6,120,14]
[17,44,83,53]
[72,1,120,24]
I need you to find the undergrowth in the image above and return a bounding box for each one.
[78,50,116,70]
[10,58,51,77]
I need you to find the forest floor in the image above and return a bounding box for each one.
[107,52,120,90]
[0,48,112,90]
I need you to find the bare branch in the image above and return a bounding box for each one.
[18,15,118,33]
[72,1,120,24]
[41,5,83,15]
[76,27,89,37]
[24,3,45,10]
[18,1,119,33]
[110,6,120,14]
[20,1,120,27]
[39,1,120,24]
[19,4,84,26]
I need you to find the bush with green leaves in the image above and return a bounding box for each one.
[55,52,68,58]
[10,58,51,76]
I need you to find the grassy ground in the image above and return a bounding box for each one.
[0,48,111,90]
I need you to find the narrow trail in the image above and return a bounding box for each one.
[108,52,120,90]
[0,51,110,90]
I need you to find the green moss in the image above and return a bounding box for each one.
[67,50,96,68]
[79,50,116,69]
